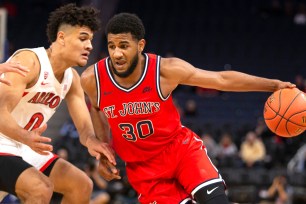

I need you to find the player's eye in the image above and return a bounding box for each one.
[120,44,128,49]
[108,45,115,49]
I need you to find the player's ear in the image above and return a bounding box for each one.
[57,31,65,46]
[138,39,146,53]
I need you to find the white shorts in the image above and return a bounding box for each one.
[21,145,56,171]
[0,135,55,170]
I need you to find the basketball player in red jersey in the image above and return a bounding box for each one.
[0,62,29,85]
[81,13,295,204]
[0,4,115,203]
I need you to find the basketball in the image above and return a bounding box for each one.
[263,88,306,137]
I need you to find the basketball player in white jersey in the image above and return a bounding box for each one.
[0,4,116,203]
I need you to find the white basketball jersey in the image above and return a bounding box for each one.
[0,47,73,155]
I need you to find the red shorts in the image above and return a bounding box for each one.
[126,127,225,204]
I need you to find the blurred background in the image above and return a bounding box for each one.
[0,0,305,203]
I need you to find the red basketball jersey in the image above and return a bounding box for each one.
[94,54,182,162]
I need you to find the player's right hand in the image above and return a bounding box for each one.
[85,135,117,165]
[276,81,296,90]
[0,62,29,86]
[24,124,53,155]
[98,155,121,181]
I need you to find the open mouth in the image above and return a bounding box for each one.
[81,53,89,60]
[115,60,126,68]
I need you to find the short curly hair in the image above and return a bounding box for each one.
[46,3,100,43]
[106,13,145,40]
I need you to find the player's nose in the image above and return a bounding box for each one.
[86,41,93,51]
[113,48,123,58]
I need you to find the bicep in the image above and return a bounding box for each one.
[0,53,37,111]
[161,58,223,92]
[181,68,223,89]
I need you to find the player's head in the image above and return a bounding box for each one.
[105,13,146,78]
[106,13,145,41]
[47,3,100,43]
[46,3,100,67]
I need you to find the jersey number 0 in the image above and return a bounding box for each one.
[24,113,44,131]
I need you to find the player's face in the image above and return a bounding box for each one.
[62,26,94,67]
[107,33,144,78]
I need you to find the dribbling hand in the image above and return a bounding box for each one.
[276,81,296,90]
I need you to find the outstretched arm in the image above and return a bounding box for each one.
[159,57,295,96]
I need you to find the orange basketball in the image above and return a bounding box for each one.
[263,88,306,137]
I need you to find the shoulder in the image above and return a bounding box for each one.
[160,57,192,71]
[81,64,95,81]
[10,50,39,70]
[159,57,195,78]
[80,64,96,90]
[66,68,81,93]
[160,57,178,67]
[8,50,41,84]
[66,68,80,87]
[70,68,80,78]
[82,64,95,77]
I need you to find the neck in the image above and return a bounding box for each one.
[46,46,66,83]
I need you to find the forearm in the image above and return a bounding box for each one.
[267,185,277,197]
[219,71,281,92]
[0,110,29,143]
[277,186,288,201]
[78,126,96,146]
[92,172,108,189]
[90,107,111,143]
[73,112,109,146]
[67,102,96,146]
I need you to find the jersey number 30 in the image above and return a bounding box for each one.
[118,120,154,141]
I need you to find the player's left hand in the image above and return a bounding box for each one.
[98,155,121,181]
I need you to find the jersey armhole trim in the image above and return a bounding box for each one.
[156,55,170,101]
[94,63,101,108]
